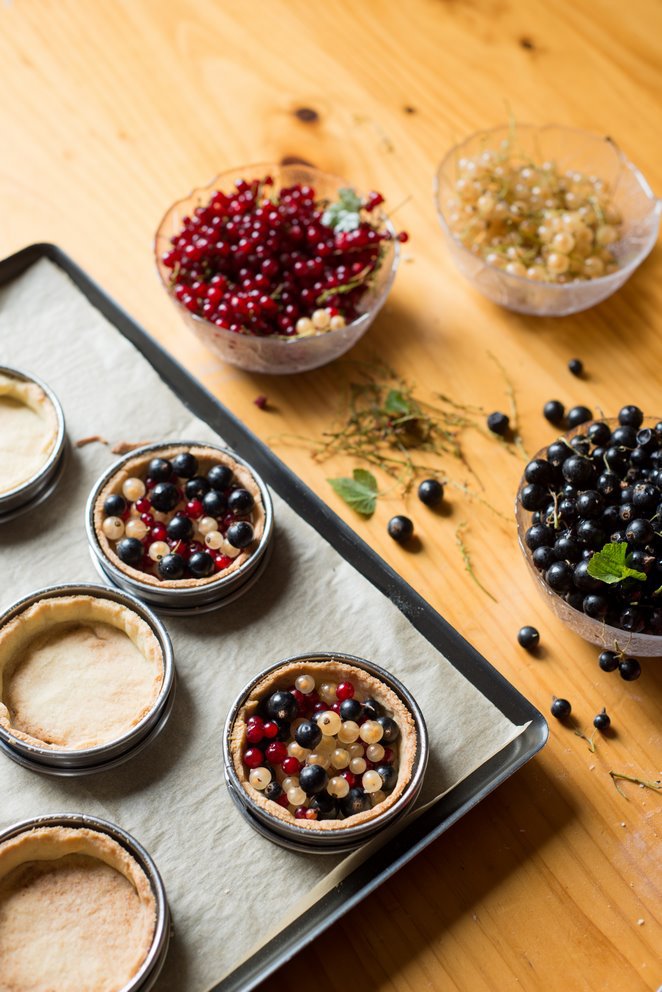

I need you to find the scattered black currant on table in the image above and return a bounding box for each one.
[593,708,611,731]
[618,657,641,681]
[517,625,540,650]
[551,697,572,719]
[568,358,584,377]
[388,515,414,543]
[487,411,510,436]
[417,478,444,506]
[519,405,662,640]
[543,400,565,426]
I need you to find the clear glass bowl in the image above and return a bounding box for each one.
[435,125,661,317]
[516,419,662,657]
[155,163,399,374]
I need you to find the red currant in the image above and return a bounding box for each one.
[243,748,263,769]
[265,741,288,765]
[336,681,355,700]
[262,721,279,739]
[281,756,301,775]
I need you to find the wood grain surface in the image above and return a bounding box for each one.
[1,2,661,990]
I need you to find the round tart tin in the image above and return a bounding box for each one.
[0,365,67,519]
[86,440,274,612]
[0,583,176,775]
[223,652,429,854]
[0,812,170,992]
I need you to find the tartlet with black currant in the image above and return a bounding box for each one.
[93,444,266,588]
[229,658,418,831]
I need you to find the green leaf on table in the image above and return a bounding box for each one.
[327,468,378,516]
[384,389,412,417]
[321,187,363,232]
[586,542,647,585]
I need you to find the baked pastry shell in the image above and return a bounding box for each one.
[224,653,428,849]
[0,584,175,773]
[0,812,170,992]
[86,440,274,610]
[0,365,66,517]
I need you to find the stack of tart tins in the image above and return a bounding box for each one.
[0,584,175,775]
[0,365,67,521]
[86,440,274,614]
[0,812,170,991]
[224,652,429,854]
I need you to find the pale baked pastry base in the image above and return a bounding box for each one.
[94,444,266,589]
[0,595,164,750]
[230,659,418,832]
[0,372,59,496]
[0,825,156,992]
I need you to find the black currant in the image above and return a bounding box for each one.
[546,561,574,591]
[295,720,322,749]
[202,489,227,517]
[517,625,540,650]
[103,493,127,517]
[532,546,556,570]
[147,457,173,482]
[376,715,400,743]
[185,476,210,500]
[157,552,185,580]
[340,788,371,817]
[227,488,255,514]
[598,650,619,672]
[550,697,572,719]
[618,657,641,681]
[525,459,555,486]
[226,521,254,549]
[299,764,328,795]
[583,594,608,619]
[207,464,234,491]
[188,551,214,578]
[593,709,611,731]
[625,518,654,546]
[166,514,193,542]
[618,404,644,428]
[417,478,444,506]
[520,484,550,511]
[388,515,414,542]
[266,691,299,722]
[588,422,611,446]
[339,698,362,721]
[543,400,565,425]
[150,481,180,512]
[568,358,583,377]
[116,537,143,566]
[487,411,510,435]
[171,452,199,478]
[562,455,594,487]
[566,405,593,429]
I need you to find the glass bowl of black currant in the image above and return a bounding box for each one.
[516,406,662,658]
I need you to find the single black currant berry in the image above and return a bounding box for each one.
[566,591,585,611]
[157,553,186,580]
[625,518,654,546]
[487,411,510,436]
[611,425,638,449]
[295,719,322,750]
[572,559,603,592]
[566,405,593,430]
[619,607,645,633]
[264,780,283,801]
[525,524,555,551]
[532,546,556,571]
[604,447,628,476]
[551,697,572,719]
[207,464,233,491]
[576,520,605,549]
[375,764,397,792]
[525,459,555,486]
[187,551,214,578]
[546,561,574,592]
[166,514,193,542]
[543,400,565,425]
[588,422,611,446]
[576,491,603,518]
[103,493,127,517]
[340,788,372,817]
[387,515,414,542]
[593,709,611,731]
[417,478,444,506]
[362,697,382,719]
[185,476,210,500]
[598,650,619,672]
[562,455,594,487]
[517,625,540,650]
[116,537,143,566]
[597,472,620,497]
[309,793,338,819]
[618,657,641,681]
[376,715,400,743]
[171,451,199,479]
[568,358,584,377]
[583,594,608,619]
[299,764,328,795]
[147,457,173,482]
[227,488,255,514]
[520,484,550,511]
[618,404,644,429]
[635,427,655,450]
[554,534,581,562]
[202,489,227,517]
[339,698,362,721]
[570,436,591,455]
[226,521,254,549]
[266,691,299,722]
[558,498,578,522]
[150,481,180,512]
[547,440,571,466]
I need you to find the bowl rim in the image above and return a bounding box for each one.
[154,161,401,347]
[515,416,662,652]
[434,122,661,292]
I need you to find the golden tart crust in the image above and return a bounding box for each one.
[0,372,59,496]
[0,595,164,751]
[0,825,156,992]
[230,659,417,831]
[94,444,266,589]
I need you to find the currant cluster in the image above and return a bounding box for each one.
[242,674,400,822]
[102,451,256,581]
[161,177,405,339]
[520,406,662,637]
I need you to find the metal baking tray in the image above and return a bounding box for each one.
[0,244,548,992]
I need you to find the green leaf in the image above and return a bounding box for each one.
[321,187,363,232]
[586,542,647,585]
[327,468,378,516]
[384,389,412,417]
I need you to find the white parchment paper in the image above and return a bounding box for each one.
[0,260,525,990]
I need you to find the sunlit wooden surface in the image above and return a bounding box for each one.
[1,2,661,989]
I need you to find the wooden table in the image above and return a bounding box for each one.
[1,2,660,989]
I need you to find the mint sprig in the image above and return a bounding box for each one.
[321,188,363,233]
[586,542,647,585]
[328,468,378,516]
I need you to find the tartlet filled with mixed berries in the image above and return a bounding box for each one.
[89,442,272,602]
[226,654,427,843]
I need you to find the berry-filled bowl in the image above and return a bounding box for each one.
[435,124,661,316]
[516,408,662,658]
[86,441,274,613]
[155,163,401,374]
[223,652,428,854]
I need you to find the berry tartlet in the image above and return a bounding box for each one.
[225,653,427,850]
[0,584,174,773]
[88,441,273,609]
[0,815,170,992]
[0,366,66,517]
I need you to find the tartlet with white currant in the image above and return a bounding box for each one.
[93,443,266,588]
[229,658,418,831]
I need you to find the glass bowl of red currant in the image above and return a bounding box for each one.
[435,124,660,316]
[516,407,662,657]
[155,163,402,374]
